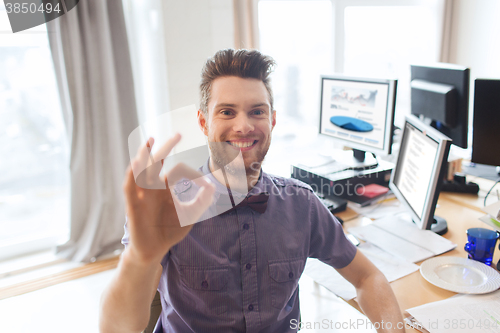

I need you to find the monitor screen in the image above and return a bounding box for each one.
[410,63,470,149]
[472,79,500,167]
[319,75,397,156]
[390,115,451,233]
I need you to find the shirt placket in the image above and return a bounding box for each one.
[236,207,261,330]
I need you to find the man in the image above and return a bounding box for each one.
[100,49,405,332]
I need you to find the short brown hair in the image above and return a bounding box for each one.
[200,49,276,115]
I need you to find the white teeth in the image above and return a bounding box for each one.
[229,141,255,148]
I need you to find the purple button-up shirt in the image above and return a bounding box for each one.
[122,161,357,333]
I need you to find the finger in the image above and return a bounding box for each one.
[190,180,216,209]
[131,137,155,181]
[152,133,182,163]
[132,138,164,189]
[133,134,182,190]
[173,181,216,227]
[190,174,214,192]
[144,138,160,184]
[136,162,166,189]
[133,136,154,159]
[165,162,208,188]
[123,164,139,204]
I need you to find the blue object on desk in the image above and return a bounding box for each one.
[464,228,499,266]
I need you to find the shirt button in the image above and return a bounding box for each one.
[246,263,252,270]
[243,223,249,230]
[183,181,189,186]
[201,280,208,289]
[248,304,254,311]
[289,272,294,279]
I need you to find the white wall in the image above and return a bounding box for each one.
[124,0,235,154]
[445,0,500,155]
[449,0,500,79]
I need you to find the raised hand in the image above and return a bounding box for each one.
[123,134,215,264]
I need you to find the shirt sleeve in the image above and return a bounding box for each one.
[121,216,130,247]
[308,194,357,269]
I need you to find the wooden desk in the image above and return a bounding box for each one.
[336,192,499,332]
[443,176,499,213]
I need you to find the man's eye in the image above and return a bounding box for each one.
[221,110,232,115]
[253,109,265,115]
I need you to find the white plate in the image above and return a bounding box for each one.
[420,257,500,294]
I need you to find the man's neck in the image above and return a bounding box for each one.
[208,158,261,192]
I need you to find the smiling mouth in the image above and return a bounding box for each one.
[227,140,258,148]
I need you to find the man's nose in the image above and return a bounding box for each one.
[232,114,254,134]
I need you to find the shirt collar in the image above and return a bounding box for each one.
[201,159,268,198]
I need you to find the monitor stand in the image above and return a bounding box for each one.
[404,213,448,235]
[430,216,448,235]
[319,148,379,172]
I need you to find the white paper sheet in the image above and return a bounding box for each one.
[373,216,457,255]
[303,242,419,300]
[407,290,500,333]
[347,197,406,220]
[348,215,456,263]
[483,200,500,221]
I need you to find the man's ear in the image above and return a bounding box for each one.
[271,110,276,130]
[197,109,208,136]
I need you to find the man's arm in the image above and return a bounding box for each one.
[99,252,162,333]
[99,135,215,333]
[337,250,406,333]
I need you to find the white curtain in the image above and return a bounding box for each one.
[233,0,259,49]
[47,0,138,262]
[440,0,454,63]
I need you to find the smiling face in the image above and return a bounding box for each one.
[198,76,276,178]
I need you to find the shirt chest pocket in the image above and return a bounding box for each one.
[179,266,229,315]
[268,258,305,310]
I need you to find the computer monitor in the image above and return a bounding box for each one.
[319,74,397,170]
[470,79,500,178]
[410,63,470,149]
[390,115,452,235]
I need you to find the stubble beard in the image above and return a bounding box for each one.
[208,137,271,180]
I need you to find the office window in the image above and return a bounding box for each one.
[0,4,70,261]
[258,0,444,129]
[343,5,443,125]
[258,0,333,131]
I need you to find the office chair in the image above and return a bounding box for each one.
[144,291,162,333]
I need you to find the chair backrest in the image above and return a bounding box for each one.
[144,291,162,333]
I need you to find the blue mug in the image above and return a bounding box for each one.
[464,228,499,266]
